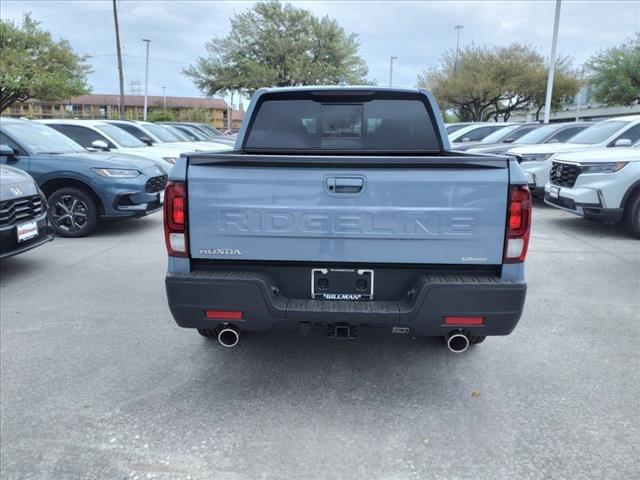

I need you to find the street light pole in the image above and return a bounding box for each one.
[142,38,151,121]
[162,86,167,110]
[389,56,398,86]
[454,25,463,71]
[112,0,125,120]
[543,0,562,124]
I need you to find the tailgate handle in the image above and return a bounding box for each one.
[327,176,364,194]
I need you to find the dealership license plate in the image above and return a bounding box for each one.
[16,221,38,242]
[550,186,560,199]
[312,268,374,300]
[159,190,165,204]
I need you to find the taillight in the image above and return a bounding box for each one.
[504,185,531,263]
[164,181,188,257]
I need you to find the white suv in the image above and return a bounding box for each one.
[507,115,640,198]
[544,142,640,237]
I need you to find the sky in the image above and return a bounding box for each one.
[2,0,639,108]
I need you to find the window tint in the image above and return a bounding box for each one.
[48,125,115,149]
[4,123,86,154]
[0,131,25,155]
[245,99,439,151]
[547,126,587,143]
[95,124,145,148]
[445,124,467,134]
[114,123,148,141]
[503,125,539,143]
[613,124,640,144]
[174,125,205,141]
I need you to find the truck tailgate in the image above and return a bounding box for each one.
[187,157,508,265]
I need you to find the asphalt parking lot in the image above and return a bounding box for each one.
[1,202,638,480]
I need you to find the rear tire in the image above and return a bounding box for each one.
[623,190,640,239]
[48,187,98,237]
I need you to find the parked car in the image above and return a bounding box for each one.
[468,122,593,155]
[448,122,515,144]
[164,86,530,352]
[0,119,167,237]
[544,141,640,237]
[158,122,234,145]
[160,121,234,141]
[509,116,640,197]
[105,120,234,151]
[37,119,178,173]
[0,163,53,258]
[444,122,473,135]
[452,123,541,151]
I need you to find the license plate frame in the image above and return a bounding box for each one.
[311,268,374,300]
[16,221,38,243]
[550,186,560,199]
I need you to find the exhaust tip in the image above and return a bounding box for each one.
[218,327,240,348]
[446,331,470,353]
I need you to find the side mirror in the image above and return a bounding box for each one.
[461,137,471,142]
[0,144,16,160]
[90,139,110,151]
[614,138,632,147]
[140,136,154,146]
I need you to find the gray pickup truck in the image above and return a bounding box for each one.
[164,86,530,352]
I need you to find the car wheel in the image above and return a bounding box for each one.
[623,190,640,239]
[48,187,98,238]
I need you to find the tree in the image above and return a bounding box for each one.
[0,13,91,112]
[418,44,579,121]
[184,0,369,96]
[586,33,640,106]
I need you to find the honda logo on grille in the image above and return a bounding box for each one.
[10,186,22,197]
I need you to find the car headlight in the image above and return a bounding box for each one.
[520,153,554,162]
[92,168,141,178]
[162,156,178,164]
[579,162,628,174]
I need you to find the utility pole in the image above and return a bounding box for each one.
[454,25,463,71]
[162,87,167,109]
[389,56,398,86]
[112,0,125,120]
[227,91,234,130]
[543,0,562,124]
[142,38,151,121]
[575,66,584,121]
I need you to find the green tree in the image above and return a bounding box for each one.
[418,44,579,121]
[147,110,174,122]
[586,33,640,106]
[0,13,91,112]
[184,0,369,96]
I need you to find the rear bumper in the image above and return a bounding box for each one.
[166,270,527,336]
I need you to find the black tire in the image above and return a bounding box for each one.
[48,187,98,238]
[197,328,218,338]
[623,190,640,239]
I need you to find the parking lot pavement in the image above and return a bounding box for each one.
[1,204,638,480]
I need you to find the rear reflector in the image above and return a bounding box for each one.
[444,316,485,326]
[205,310,243,320]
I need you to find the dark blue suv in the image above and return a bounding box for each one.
[0,119,168,237]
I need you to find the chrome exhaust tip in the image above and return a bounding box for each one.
[446,331,470,353]
[218,326,240,348]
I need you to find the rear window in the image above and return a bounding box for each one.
[244,95,440,152]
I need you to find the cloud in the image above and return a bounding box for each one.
[2,0,638,100]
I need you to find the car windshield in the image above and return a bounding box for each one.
[163,125,191,141]
[517,124,565,144]
[3,121,85,154]
[177,125,207,141]
[95,124,146,148]
[142,123,181,142]
[480,125,521,143]
[567,121,629,145]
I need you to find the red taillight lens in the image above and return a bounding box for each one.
[504,185,531,263]
[164,181,188,257]
[205,310,243,320]
[444,316,485,326]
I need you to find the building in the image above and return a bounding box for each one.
[510,86,640,123]
[6,94,231,129]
